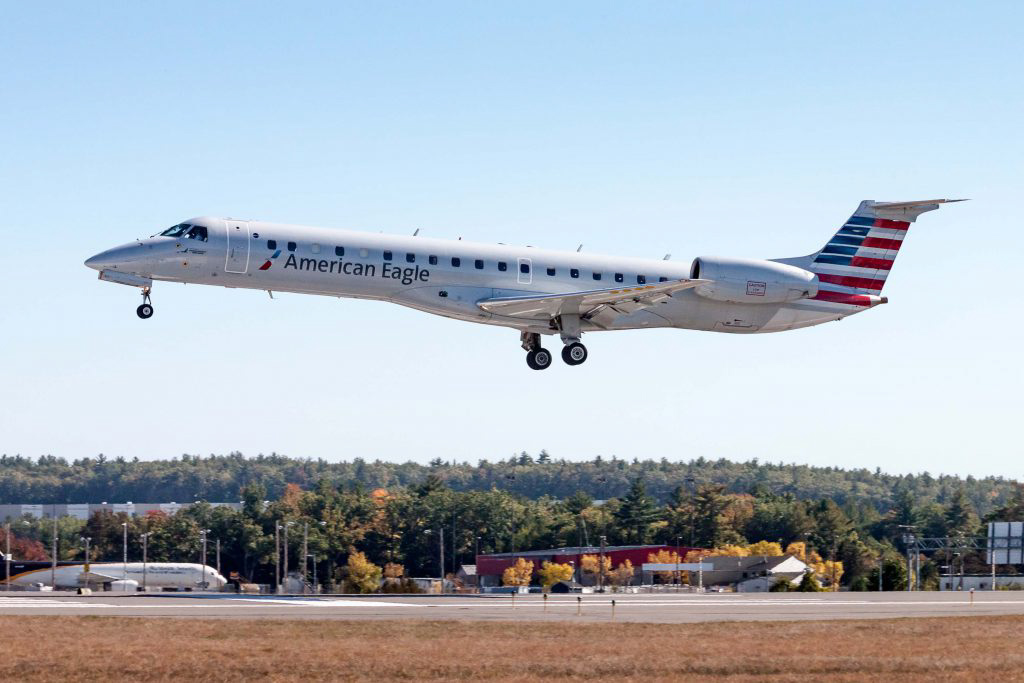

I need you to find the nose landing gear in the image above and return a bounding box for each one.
[136,288,154,319]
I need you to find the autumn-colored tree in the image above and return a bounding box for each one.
[785,541,827,576]
[746,541,784,557]
[609,559,634,588]
[821,560,844,591]
[646,549,682,583]
[710,544,750,557]
[580,554,612,585]
[501,558,534,586]
[537,561,573,589]
[343,551,382,594]
[383,562,405,579]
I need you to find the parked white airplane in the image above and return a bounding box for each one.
[86,199,962,369]
[4,560,227,590]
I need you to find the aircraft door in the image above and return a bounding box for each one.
[225,220,250,273]
[517,257,532,285]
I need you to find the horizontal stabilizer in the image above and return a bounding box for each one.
[478,279,707,320]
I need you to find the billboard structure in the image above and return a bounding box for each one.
[987,522,1024,565]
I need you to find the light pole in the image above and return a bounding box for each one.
[302,522,309,593]
[51,510,58,591]
[140,533,150,592]
[274,523,281,592]
[80,536,92,589]
[282,524,294,593]
[684,475,697,547]
[4,522,10,592]
[675,536,681,592]
[598,535,607,593]
[215,538,221,577]
[308,553,318,594]
[199,529,210,589]
[121,522,128,589]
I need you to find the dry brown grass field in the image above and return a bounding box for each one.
[2,615,1023,682]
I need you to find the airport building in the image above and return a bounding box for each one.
[0,502,241,521]
[475,544,700,587]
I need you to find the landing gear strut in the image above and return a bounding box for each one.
[556,313,588,366]
[136,288,154,319]
[521,332,552,371]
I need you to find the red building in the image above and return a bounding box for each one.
[475,544,700,587]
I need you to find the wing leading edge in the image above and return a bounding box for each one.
[477,278,708,320]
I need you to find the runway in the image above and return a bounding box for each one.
[0,591,1021,622]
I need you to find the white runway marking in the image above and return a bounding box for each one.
[227,599,422,607]
[0,598,115,608]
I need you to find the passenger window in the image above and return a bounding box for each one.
[614,273,623,283]
[570,268,579,279]
[383,250,393,261]
[520,263,530,274]
[593,272,602,281]
[287,242,297,252]
[498,261,507,272]
[475,259,484,270]
[311,243,321,254]
[637,275,646,284]
[406,253,416,263]
[451,257,461,267]
[335,246,345,257]
[546,267,556,276]
[268,240,277,250]
[429,255,438,265]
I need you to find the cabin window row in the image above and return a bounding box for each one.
[262,240,668,283]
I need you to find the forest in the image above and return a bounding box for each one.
[2,452,1021,591]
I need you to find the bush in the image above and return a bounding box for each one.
[796,572,823,592]
[769,578,792,592]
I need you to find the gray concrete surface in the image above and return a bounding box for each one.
[0,591,1022,622]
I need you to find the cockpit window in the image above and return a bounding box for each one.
[185,225,208,242]
[160,223,191,237]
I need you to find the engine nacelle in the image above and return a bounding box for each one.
[690,257,818,304]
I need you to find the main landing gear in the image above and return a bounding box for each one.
[520,331,589,370]
[136,287,154,319]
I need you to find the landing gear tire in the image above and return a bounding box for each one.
[137,304,154,319]
[526,347,553,371]
[562,342,588,366]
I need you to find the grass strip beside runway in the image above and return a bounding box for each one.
[2,615,1020,681]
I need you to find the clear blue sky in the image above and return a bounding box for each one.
[2,2,1021,478]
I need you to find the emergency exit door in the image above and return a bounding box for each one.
[225,221,250,273]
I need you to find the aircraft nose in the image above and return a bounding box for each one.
[84,251,107,270]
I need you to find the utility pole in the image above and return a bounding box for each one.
[675,536,681,592]
[282,522,292,592]
[598,535,606,593]
[4,522,10,592]
[80,536,91,589]
[200,529,209,589]
[51,511,58,591]
[302,522,308,593]
[121,522,128,589]
[274,524,280,592]
[141,533,149,592]
[439,527,445,581]
[216,538,221,577]
[451,512,456,576]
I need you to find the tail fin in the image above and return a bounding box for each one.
[805,199,965,297]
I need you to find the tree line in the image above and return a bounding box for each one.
[3,456,1022,591]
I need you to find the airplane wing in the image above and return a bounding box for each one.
[78,570,120,583]
[478,279,708,321]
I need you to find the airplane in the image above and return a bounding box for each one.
[3,560,227,590]
[85,199,963,370]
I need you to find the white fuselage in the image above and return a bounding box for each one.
[85,217,861,336]
[6,562,227,590]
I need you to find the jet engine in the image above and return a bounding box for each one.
[690,257,818,304]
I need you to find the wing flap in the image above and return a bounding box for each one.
[478,279,708,320]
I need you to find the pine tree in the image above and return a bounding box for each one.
[614,478,660,543]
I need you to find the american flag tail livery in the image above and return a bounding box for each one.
[796,199,966,308]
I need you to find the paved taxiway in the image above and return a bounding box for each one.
[0,591,1021,623]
